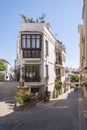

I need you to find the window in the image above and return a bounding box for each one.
[21,34,41,58]
[62,69,65,76]
[36,50,40,58]
[63,54,65,62]
[23,50,27,58]
[21,34,41,49]
[22,35,26,48]
[45,40,49,56]
[36,35,40,48]
[32,35,36,48]
[23,50,40,58]
[25,65,40,82]
[27,50,31,58]
[32,50,35,58]
[56,68,61,75]
[46,65,49,78]
[27,35,30,48]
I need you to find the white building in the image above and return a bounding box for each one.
[17,22,66,98]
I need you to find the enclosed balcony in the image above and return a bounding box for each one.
[22,65,41,82]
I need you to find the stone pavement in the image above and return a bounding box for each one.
[0,88,74,130]
[36,88,74,108]
[0,82,19,117]
[12,88,79,130]
[1,85,87,130]
[37,88,87,130]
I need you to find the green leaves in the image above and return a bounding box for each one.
[20,13,46,23]
[0,62,6,71]
[0,73,4,81]
[16,92,33,104]
[71,74,79,82]
[55,82,62,90]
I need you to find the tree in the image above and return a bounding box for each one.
[71,74,79,82]
[0,62,6,71]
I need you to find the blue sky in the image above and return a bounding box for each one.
[0,0,83,68]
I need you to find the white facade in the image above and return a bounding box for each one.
[17,22,66,98]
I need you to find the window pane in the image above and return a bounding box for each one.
[32,35,35,38]
[27,39,30,48]
[22,35,26,38]
[23,50,27,58]
[32,50,35,57]
[36,35,40,38]
[27,35,30,38]
[22,39,26,48]
[36,50,40,58]
[32,39,35,48]
[27,50,31,58]
[36,39,40,48]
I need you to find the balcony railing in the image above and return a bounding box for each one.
[55,61,62,65]
[24,75,41,82]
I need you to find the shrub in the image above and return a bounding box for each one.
[55,82,62,90]
[56,93,59,98]
[16,91,33,104]
[44,90,50,102]
[44,96,50,102]
[0,73,4,81]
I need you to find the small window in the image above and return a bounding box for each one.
[45,40,49,56]
[46,65,48,77]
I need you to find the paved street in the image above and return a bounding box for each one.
[0,82,87,130]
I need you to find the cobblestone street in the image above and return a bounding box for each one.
[0,82,85,130]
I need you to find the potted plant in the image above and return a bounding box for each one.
[44,87,50,102]
[17,82,30,94]
[55,82,62,96]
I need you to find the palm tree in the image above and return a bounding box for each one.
[27,18,34,23]
[20,13,46,23]
[20,14,28,23]
[39,14,46,23]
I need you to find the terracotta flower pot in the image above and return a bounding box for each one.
[17,86,29,94]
